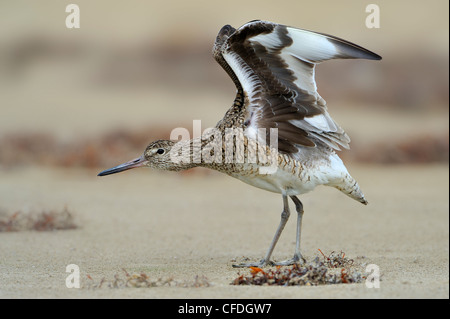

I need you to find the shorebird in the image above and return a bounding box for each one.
[98,20,381,267]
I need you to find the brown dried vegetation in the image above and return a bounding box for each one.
[0,206,77,232]
[85,268,211,289]
[0,129,448,170]
[231,250,365,286]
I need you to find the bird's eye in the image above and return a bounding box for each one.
[156,149,165,155]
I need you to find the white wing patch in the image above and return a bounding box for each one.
[248,25,341,99]
[281,52,318,95]
[250,29,319,95]
[222,50,265,143]
[301,114,337,132]
[285,27,339,63]
[223,51,261,101]
[251,32,283,50]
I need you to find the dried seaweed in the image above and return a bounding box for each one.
[0,206,77,232]
[85,269,211,289]
[318,249,354,268]
[0,129,447,170]
[231,250,364,286]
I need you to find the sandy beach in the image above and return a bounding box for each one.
[0,164,448,298]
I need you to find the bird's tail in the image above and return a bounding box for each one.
[332,173,368,205]
[325,153,368,205]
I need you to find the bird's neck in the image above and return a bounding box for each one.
[167,137,207,171]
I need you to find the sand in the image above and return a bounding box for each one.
[0,164,448,298]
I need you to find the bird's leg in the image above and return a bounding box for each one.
[273,195,306,266]
[233,195,290,268]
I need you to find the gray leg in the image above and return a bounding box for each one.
[232,195,290,268]
[273,195,306,266]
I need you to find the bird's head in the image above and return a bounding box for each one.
[97,139,188,176]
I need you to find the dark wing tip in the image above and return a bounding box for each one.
[359,48,382,61]
[320,32,382,61]
[333,39,382,61]
[371,52,382,60]
[338,41,382,61]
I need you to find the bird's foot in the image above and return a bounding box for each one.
[273,254,306,266]
[232,258,274,268]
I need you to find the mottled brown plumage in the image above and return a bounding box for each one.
[98,20,381,267]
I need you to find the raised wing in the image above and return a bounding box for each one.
[213,20,381,153]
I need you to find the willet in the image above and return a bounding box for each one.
[98,20,381,267]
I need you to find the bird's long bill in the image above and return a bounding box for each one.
[97,156,148,176]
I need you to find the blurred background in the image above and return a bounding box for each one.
[0,0,448,169]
